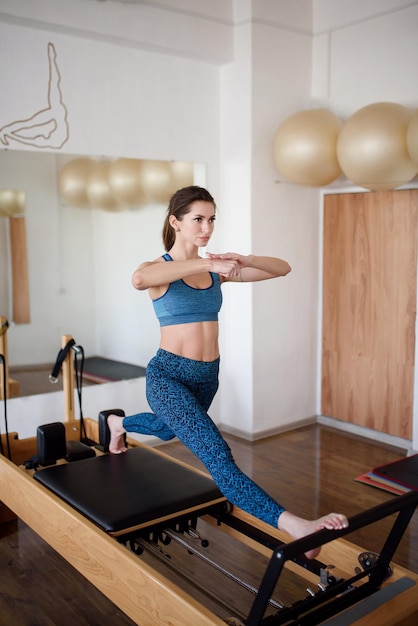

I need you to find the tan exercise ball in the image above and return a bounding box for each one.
[273,108,343,186]
[407,108,418,168]
[169,161,194,194]
[108,158,148,207]
[0,189,25,217]
[337,102,417,191]
[137,159,174,203]
[58,158,94,208]
[86,161,124,211]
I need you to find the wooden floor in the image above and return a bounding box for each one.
[0,424,417,625]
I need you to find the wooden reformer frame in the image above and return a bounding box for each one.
[1,336,418,625]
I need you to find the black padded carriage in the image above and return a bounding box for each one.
[34,446,226,535]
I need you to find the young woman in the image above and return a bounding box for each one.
[108,186,348,555]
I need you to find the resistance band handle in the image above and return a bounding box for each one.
[49,338,76,383]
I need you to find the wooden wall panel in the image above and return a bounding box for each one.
[322,190,417,439]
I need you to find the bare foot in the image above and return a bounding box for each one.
[278,511,348,559]
[108,414,128,454]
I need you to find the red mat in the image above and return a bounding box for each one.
[356,453,418,495]
[355,471,411,495]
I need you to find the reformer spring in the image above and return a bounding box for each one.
[130,524,285,612]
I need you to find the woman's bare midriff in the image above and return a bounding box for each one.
[159,321,219,362]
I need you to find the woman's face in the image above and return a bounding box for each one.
[176,201,216,248]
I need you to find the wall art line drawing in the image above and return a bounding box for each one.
[0,42,69,149]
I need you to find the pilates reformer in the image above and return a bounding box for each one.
[29,441,418,626]
[1,335,418,625]
[2,445,418,626]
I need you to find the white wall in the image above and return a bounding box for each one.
[1,0,417,449]
[218,19,254,434]
[218,1,317,437]
[251,10,318,434]
[312,0,418,113]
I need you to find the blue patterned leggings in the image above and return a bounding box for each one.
[123,348,285,527]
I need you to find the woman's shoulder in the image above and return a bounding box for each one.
[137,255,165,269]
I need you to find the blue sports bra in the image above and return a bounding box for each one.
[152,253,223,327]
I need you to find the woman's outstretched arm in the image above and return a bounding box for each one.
[132,255,242,291]
[206,252,291,282]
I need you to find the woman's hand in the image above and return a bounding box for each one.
[206,253,242,278]
[207,251,248,265]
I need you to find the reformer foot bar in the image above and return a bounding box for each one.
[27,445,418,626]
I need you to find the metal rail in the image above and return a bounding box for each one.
[243,490,418,625]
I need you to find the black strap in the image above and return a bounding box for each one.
[49,338,76,383]
[0,353,12,460]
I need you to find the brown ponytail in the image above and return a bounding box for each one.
[162,186,216,251]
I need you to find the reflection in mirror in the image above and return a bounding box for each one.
[0,189,30,324]
[0,149,206,398]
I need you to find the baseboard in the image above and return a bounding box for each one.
[317,415,413,454]
[218,416,317,442]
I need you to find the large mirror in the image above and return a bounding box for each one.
[0,149,206,397]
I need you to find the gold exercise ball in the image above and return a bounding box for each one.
[407,108,418,168]
[337,102,417,191]
[137,159,174,203]
[86,161,124,211]
[0,189,25,217]
[58,158,94,207]
[108,158,148,207]
[273,108,343,186]
[169,161,194,193]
